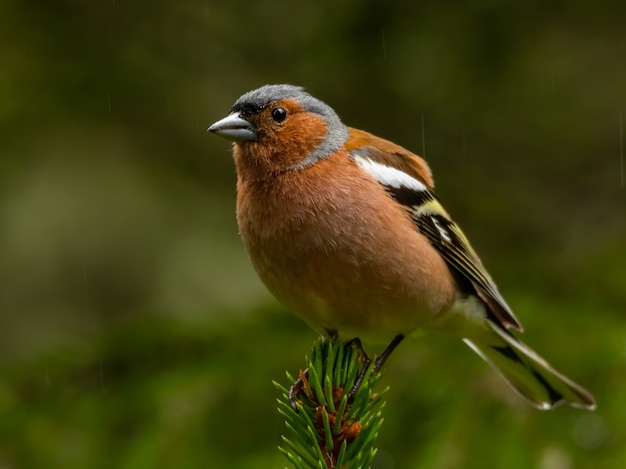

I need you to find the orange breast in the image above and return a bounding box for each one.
[235,150,457,343]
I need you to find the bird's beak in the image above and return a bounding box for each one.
[208,112,258,142]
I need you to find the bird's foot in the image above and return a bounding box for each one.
[346,334,405,401]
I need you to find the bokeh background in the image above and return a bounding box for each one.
[1,0,625,468]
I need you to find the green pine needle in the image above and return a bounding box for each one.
[274,337,388,469]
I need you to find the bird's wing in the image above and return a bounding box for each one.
[348,135,522,331]
[344,128,436,190]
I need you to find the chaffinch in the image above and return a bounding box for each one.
[208,84,595,410]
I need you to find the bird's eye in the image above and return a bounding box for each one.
[271,107,287,123]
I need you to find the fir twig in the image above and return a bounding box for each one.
[274,337,389,469]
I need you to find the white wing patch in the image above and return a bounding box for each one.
[353,155,428,192]
[431,216,452,243]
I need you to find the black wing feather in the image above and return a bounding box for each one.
[410,197,522,331]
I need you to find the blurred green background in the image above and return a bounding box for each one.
[1,0,625,468]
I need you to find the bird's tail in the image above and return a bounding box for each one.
[463,320,596,410]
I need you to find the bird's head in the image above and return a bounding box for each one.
[209,84,349,171]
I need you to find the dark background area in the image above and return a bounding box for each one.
[1,1,624,468]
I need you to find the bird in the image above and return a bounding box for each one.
[208,84,596,410]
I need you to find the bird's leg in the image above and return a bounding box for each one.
[347,334,405,401]
[346,338,372,401]
[372,334,405,374]
[289,368,309,411]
